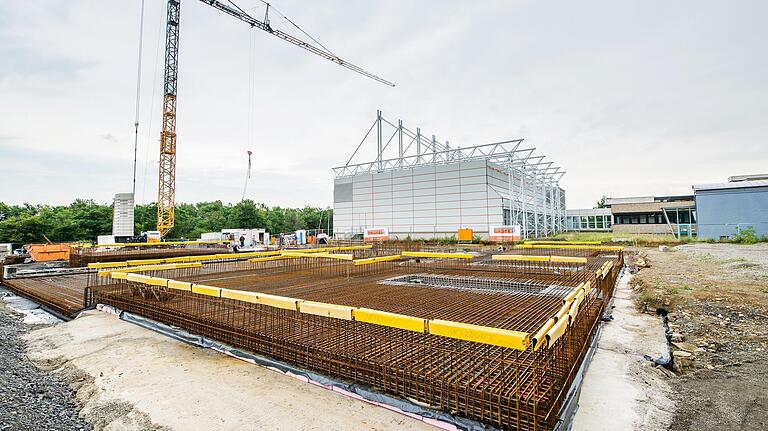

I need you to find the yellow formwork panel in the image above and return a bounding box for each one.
[545,316,569,347]
[491,255,550,262]
[353,308,427,333]
[401,251,473,259]
[145,277,169,287]
[97,270,112,277]
[87,261,129,269]
[300,301,354,320]
[550,256,588,263]
[531,318,556,351]
[257,293,299,311]
[220,289,259,303]
[353,255,401,266]
[167,280,192,291]
[428,320,529,350]
[191,284,222,297]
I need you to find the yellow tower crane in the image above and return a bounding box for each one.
[156,0,393,236]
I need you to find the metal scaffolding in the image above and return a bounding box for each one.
[333,111,566,239]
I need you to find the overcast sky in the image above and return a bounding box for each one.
[1,0,766,209]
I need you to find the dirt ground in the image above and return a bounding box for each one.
[629,243,768,430]
[23,311,438,431]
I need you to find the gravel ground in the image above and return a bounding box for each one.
[0,299,91,431]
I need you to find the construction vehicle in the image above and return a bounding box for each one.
[154,0,393,236]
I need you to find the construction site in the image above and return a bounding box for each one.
[2,1,767,431]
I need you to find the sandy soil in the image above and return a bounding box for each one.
[571,272,674,431]
[630,243,768,430]
[23,311,437,431]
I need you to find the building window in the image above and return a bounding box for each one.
[596,217,604,229]
[503,208,511,225]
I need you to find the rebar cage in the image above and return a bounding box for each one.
[86,246,622,430]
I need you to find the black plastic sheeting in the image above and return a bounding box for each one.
[116,309,496,431]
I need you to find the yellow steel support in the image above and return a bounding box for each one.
[491,255,550,262]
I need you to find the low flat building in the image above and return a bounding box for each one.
[566,195,695,237]
[608,195,695,236]
[565,208,612,232]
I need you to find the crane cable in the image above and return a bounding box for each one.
[132,0,146,196]
[242,27,256,201]
[141,0,167,204]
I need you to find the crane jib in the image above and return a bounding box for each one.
[156,0,394,236]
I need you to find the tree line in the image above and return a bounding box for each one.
[0,200,332,243]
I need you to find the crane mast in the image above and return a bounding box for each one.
[157,0,180,236]
[155,0,393,236]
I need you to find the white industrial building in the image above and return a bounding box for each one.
[333,112,565,240]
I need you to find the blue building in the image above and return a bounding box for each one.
[694,175,768,240]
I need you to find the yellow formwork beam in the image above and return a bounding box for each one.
[353,308,426,333]
[167,280,192,291]
[531,318,556,351]
[258,293,300,311]
[524,240,601,245]
[352,255,401,266]
[550,256,588,263]
[300,301,354,320]
[491,255,550,262]
[191,284,221,297]
[428,320,529,350]
[281,252,353,261]
[333,245,373,251]
[517,244,624,252]
[88,261,129,269]
[94,240,230,248]
[401,251,473,259]
[248,255,295,263]
[126,273,151,283]
[111,271,128,280]
[220,288,259,303]
[544,316,569,347]
[144,277,169,287]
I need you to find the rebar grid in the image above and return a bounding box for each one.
[69,245,230,267]
[86,250,622,430]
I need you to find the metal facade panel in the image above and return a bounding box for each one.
[696,187,768,239]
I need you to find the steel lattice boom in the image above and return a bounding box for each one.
[156,0,393,236]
